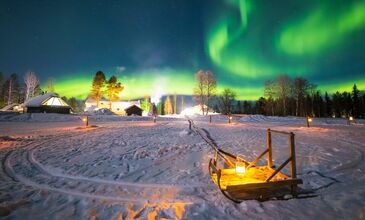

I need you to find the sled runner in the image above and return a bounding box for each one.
[209,129,303,202]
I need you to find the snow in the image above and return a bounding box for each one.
[0,113,365,219]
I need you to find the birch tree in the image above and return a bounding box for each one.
[24,71,39,100]
[219,88,236,115]
[193,70,217,115]
[276,74,292,116]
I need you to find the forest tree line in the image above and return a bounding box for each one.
[230,74,365,119]
[0,72,86,112]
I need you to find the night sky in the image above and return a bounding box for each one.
[1,0,365,99]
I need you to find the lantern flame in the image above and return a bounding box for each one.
[235,155,246,175]
[235,164,246,175]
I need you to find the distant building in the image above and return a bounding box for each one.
[0,103,23,113]
[84,97,141,115]
[24,93,71,114]
[124,105,143,116]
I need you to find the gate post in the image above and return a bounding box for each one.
[267,129,273,167]
[289,132,297,194]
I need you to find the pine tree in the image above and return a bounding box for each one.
[164,95,173,115]
[351,84,360,118]
[106,75,124,109]
[332,92,342,117]
[324,92,332,117]
[90,71,106,107]
[342,92,352,117]
[360,94,365,118]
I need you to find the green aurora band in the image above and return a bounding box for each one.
[54,0,365,100]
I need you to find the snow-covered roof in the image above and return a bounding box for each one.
[0,103,21,111]
[24,93,70,107]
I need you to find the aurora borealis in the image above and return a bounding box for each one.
[1,0,365,100]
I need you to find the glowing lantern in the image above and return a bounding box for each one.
[349,116,353,121]
[235,155,246,176]
[306,116,312,127]
[81,116,89,126]
[228,116,233,124]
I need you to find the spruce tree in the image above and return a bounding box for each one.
[351,84,360,118]
[324,92,332,117]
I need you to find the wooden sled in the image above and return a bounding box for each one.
[209,129,303,202]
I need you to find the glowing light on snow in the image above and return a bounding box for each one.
[151,86,163,105]
[180,105,209,116]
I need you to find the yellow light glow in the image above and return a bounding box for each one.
[235,164,246,175]
[235,155,246,175]
[308,118,312,122]
[82,117,87,122]
[349,116,354,121]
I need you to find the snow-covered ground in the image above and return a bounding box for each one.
[0,113,365,219]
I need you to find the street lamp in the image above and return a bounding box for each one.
[306,116,312,128]
[348,116,354,125]
[82,116,89,127]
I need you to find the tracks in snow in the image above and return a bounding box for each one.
[2,129,203,205]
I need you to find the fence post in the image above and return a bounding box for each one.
[267,129,273,167]
[209,115,212,123]
[306,117,310,128]
[189,120,192,130]
[289,132,297,194]
[86,116,89,127]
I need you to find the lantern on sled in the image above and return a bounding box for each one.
[235,155,246,175]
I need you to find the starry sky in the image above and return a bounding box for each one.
[1,0,365,99]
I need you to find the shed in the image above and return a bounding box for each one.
[124,105,143,116]
[24,93,71,114]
